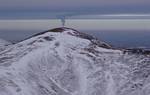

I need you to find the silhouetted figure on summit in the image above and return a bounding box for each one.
[60,16,66,27]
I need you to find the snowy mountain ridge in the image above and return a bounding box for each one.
[0,27,150,95]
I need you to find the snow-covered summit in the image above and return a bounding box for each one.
[23,27,112,49]
[0,27,150,95]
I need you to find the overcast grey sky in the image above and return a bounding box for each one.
[0,0,150,19]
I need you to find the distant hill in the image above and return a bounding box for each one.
[0,38,11,51]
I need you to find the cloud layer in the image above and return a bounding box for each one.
[0,0,150,11]
[0,0,150,19]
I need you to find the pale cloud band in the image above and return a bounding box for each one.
[0,19,150,30]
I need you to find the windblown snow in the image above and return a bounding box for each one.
[0,27,150,95]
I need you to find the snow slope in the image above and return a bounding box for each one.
[0,27,150,95]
